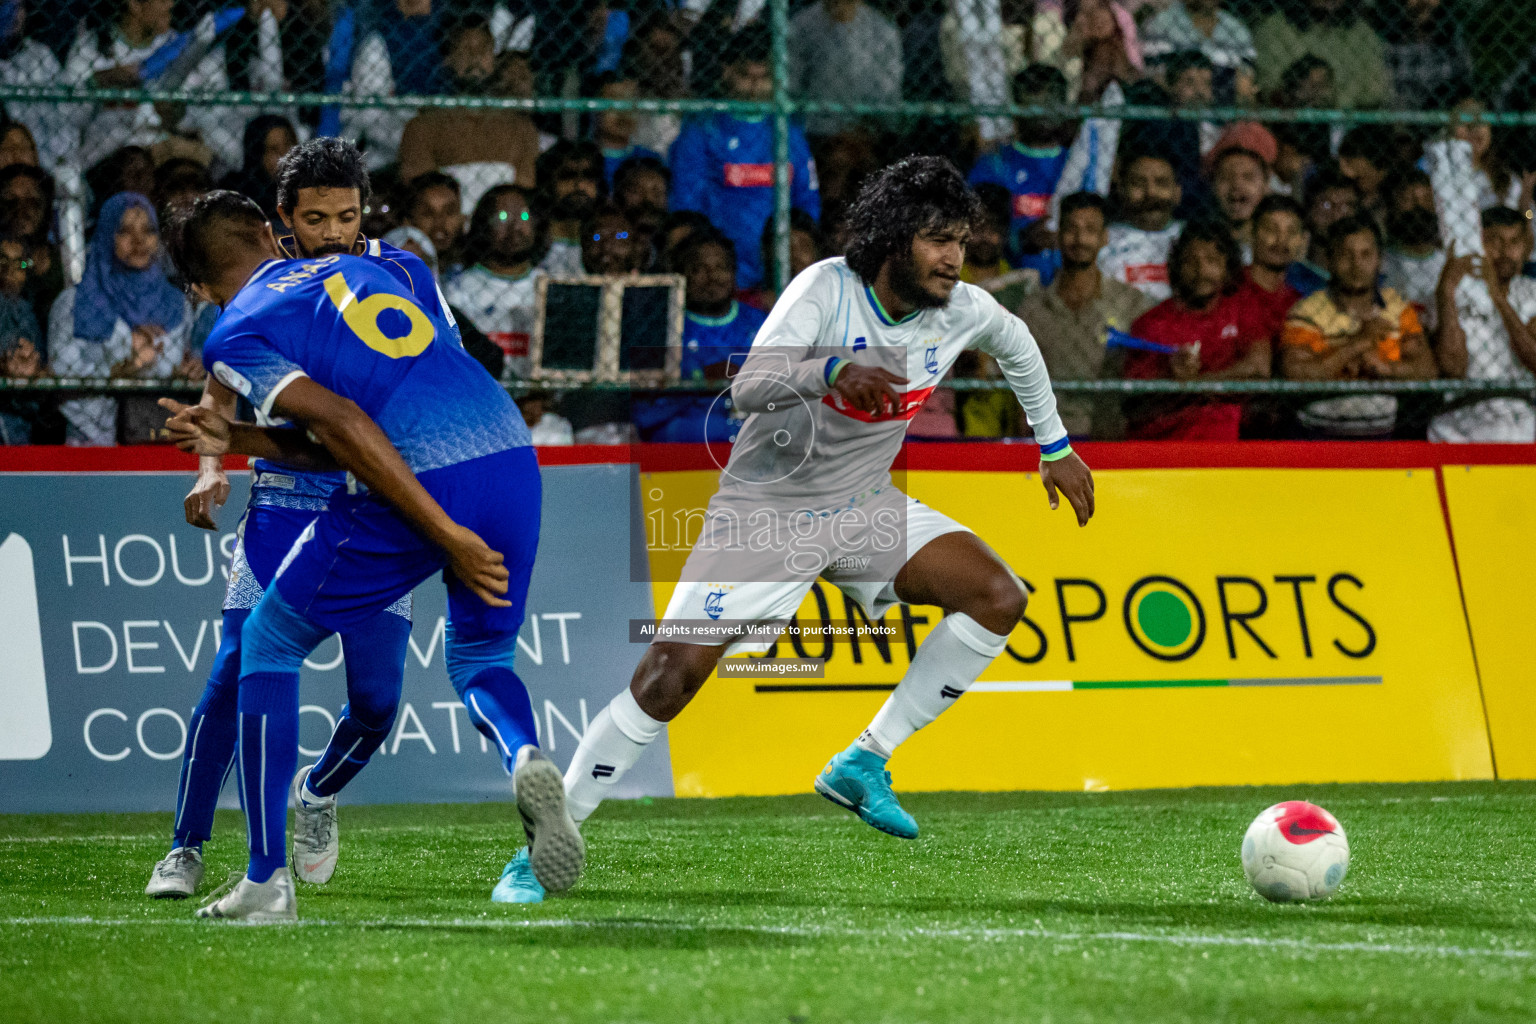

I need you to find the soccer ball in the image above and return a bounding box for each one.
[1240,801,1350,903]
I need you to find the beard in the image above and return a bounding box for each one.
[454,71,490,96]
[552,190,597,222]
[1387,208,1441,248]
[492,241,536,266]
[626,203,666,234]
[888,251,951,310]
[1126,199,1175,225]
[304,241,352,257]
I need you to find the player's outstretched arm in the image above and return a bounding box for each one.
[974,297,1094,526]
[158,397,342,471]
[268,378,511,608]
[180,378,234,530]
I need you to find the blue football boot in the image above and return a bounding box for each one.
[814,742,919,839]
[491,848,545,904]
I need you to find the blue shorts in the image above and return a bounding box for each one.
[226,503,412,620]
[272,446,540,638]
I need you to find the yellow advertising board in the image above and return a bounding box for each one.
[642,467,1494,797]
[1441,465,1536,779]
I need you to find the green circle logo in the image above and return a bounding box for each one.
[1137,590,1192,646]
[1123,576,1206,661]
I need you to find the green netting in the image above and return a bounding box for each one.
[3,0,1536,443]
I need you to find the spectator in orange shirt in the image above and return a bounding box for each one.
[1281,214,1438,437]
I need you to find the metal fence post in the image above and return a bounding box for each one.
[770,0,792,295]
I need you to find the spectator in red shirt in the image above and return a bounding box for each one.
[1237,195,1307,342]
[1124,219,1274,438]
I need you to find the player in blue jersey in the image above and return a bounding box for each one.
[669,24,819,289]
[155,190,577,921]
[966,66,1073,264]
[632,229,767,443]
[145,139,456,900]
[157,191,580,922]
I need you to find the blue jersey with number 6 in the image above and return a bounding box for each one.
[202,254,529,473]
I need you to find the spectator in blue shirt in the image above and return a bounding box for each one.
[632,229,767,443]
[968,65,1074,258]
[669,25,820,289]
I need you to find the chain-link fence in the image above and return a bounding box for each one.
[4,0,1536,443]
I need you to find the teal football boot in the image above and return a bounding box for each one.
[814,742,919,839]
[491,848,545,904]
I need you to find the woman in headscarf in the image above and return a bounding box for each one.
[49,192,198,446]
[217,114,299,220]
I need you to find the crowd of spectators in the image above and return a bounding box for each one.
[2,0,1535,444]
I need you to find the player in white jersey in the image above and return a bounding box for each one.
[491,157,1096,902]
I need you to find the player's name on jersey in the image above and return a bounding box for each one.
[264,254,343,293]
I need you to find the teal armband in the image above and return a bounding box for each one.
[825,357,850,386]
[1039,442,1074,463]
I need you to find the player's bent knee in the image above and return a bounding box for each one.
[444,631,518,698]
[630,642,720,721]
[345,693,399,732]
[240,591,330,677]
[967,572,1028,635]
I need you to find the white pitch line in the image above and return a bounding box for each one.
[0,834,160,844]
[0,915,1530,961]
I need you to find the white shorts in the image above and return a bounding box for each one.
[658,487,971,654]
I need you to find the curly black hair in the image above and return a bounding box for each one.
[275,137,371,213]
[163,190,269,290]
[1167,218,1243,306]
[464,184,544,266]
[844,156,980,284]
[1322,212,1383,258]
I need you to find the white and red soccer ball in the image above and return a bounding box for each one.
[1241,801,1350,903]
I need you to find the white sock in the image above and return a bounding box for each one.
[300,776,335,809]
[563,688,664,825]
[858,612,1009,758]
[509,743,539,798]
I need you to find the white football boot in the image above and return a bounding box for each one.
[144,846,204,899]
[513,746,585,893]
[289,765,339,884]
[195,868,298,923]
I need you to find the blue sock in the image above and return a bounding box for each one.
[237,671,299,883]
[170,610,249,852]
[238,590,333,883]
[445,624,539,775]
[461,668,539,775]
[305,613,409,799]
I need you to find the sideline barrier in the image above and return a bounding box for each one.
[645,445,1506,797]
[1441,465,1536,780]
[0,454,669,813]
[2,443,1534,811]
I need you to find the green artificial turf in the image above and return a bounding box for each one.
[2,783,1534,1023]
